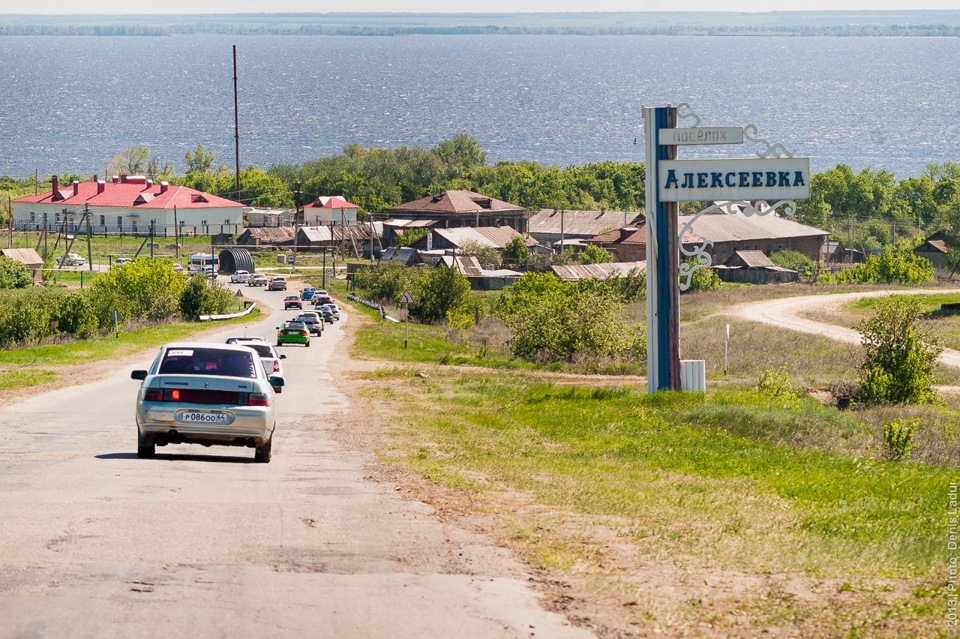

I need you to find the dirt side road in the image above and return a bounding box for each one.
[0,294,592,639]
[732,288,960,368]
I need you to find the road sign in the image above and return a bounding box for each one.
[658,157,810,202]
[399,291,414,305]
[658,127,744,145]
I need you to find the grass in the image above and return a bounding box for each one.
[343,283,960,636]
[0,309,264,392]
[352,365,950,635]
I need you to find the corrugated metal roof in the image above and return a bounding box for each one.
[15,179,242,210]
[1,248,43,265]
[241,227,296,240]
[550,261,646,282]
[528,208,643,236]
[730,250,776,268]
[383,218,438,228]
[305,195,358,209]
[433,226,527,249]
[677,210,828,243]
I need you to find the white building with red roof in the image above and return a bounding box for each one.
[302,195,359,225]
[13,175,245,235]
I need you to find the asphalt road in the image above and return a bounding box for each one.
[0,280,591,639]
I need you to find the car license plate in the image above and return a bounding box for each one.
[177,411,233,425]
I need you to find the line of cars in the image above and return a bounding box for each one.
[276,289,341,348]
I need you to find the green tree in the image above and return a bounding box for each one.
[411,266,472,324]
[579,244,613,265]
[0,256,31,289]
[856,295,942,405]
[501,236,530,269]
[178,273,235,320]
[457,239,501,269]
[184,144,220,175]
[90,259,187,324]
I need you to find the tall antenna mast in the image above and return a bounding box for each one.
[233,45,241,203]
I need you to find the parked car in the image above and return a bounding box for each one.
[300,286,317,301]
[230,270,250,283]
[130,342,283,463]
[283,295,303,310]
[56,252,85,267]
[114,257,134,266]
[224,337,286,392]
[248,273,268,287]
[173,263,184,272]
[294,312,324,335]
[277,321,310,347]
[267,277,287,291]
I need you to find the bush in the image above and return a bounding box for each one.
[411,266,472,324]
[855,296,942,405]
[770,249,816,276]
[178,274,235,320]
[756,366,805,409]
[818,247,933,285]
[881,419,917,462]
[89,259,187,325]
[353,261,425,305]
[0,256,31,289]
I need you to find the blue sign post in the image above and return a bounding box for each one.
[643,104,810,393]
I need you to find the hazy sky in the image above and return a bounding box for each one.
[9,1,960,14]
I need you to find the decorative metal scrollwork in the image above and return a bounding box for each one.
[743,124,795,159]
[676,103,701,128]
[677,199,798,290]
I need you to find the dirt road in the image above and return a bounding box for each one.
[0,286,591,639]
[732,288,960,368]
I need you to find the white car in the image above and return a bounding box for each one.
[224,336,286,389]
[114,257,134,266]
[130,342,284,463]
[230,270,250,283]
[173,263,184,272]
[56,252,85,267]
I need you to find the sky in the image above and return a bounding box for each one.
[8,1,960,14]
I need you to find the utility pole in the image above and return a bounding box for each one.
[292,182,302,273]
[233,45,241,203]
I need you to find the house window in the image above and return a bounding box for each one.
[29,212,35,222]
[225,218,231,224]
[55,212,61,223]
[201,220,207,226]
[100,215,106,227]
[117,216,123,227]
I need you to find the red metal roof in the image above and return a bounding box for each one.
[304,195,358,209]
[15,178,242,210]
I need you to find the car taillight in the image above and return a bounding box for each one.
[300,331,308,337]
[272,359,280,373]
[143,387,164,402]
[247,393,270,407]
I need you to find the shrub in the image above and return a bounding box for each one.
[818,247,933,285]
[0,256,31,289]
[178,274,235,320]
[756,366,805,408]
[770,249,816,276]
[855,296,942,405]
[881,419,917,462]
[411,266,472,324]
[89,259,187,325]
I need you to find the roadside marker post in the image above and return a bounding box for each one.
[643,104,809,393]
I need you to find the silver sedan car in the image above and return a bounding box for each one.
[131,342,284,463]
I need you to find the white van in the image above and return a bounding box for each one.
[188,252,220,275]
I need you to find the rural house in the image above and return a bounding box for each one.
[302,195,359,225]
[13,175,244,236]
[385,189,529,233]
[585,209,828,265]
[526,208,643,249]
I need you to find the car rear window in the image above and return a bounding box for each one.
[158,347,258,378]
[245,344,274,358]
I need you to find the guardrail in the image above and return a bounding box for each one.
[346,294,399,323]
[199,302,257,322]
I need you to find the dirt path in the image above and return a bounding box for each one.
[731,288,960,368]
